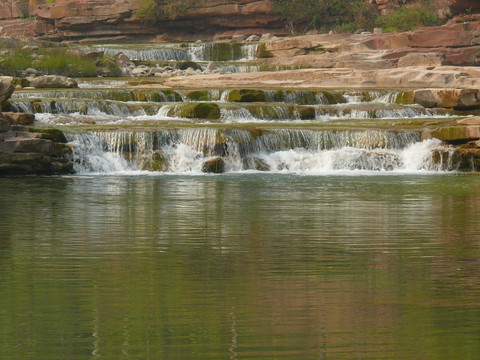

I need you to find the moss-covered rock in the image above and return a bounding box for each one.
[3,112,35,125]
[150,150,169,172]
[184,90,210,101]
[395,91,415,105]
[256,43,273,58]
[28,127,67,143]
[296,106,316,120]
[11,77,30,88]
[228,89,266,103]
[321,90,346,104]
[177,61,202,71]
[172,102,220,119]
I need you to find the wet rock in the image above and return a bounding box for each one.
[0,138,53,154]
[0,80,15,105]
[28,128,67,143]
[243,157,269,171]
[173,102,221,120]
[150,150,168,172]
[0,118,11,133]
[227,89,266,102]
[202,157,225,173]
[29,75,78,89]
[296,106,316,120]
[430,126,480,142]
[3,112,35,125]
[177,61,202,71]
[185,90,210,101]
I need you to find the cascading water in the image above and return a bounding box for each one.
[65,129,458,175]
[13,82,462,175]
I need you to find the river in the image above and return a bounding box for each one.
[1,173,480,359]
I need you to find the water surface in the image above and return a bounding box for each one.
[1,174,479,359]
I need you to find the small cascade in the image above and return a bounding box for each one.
[93,45,189,61]
[66,129,458,174]
[265,90,335,105]
[188,43,258,62]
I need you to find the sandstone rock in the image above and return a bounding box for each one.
[0,80,15,105]
[414,89,480,109]
[206,62,217,72]
[3,112,35,125]
[0,138,54,154]
[457,117,480,125]
[132,67,150,76]
[29,75,78,88]
[246,34,260,42]
[25,68,38,76]
[430,126,480,142]
[0,118,11,133]
[232,35,245,42]
[202,157,225,173]
[185,67,197,76]
[398,53,446,67]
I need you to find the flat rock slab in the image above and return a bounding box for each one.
[457,117,480,125]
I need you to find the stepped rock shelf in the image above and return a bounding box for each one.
[3,81,480,175]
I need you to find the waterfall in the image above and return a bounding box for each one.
[93,46,189,61]
[188,43,258,62]
[66,129,456,175]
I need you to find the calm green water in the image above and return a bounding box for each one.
[1,174,480,360]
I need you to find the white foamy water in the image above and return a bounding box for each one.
[65,130,456,176]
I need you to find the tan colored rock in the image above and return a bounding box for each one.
[457,117,480,125]
[3,112,35,125]
[0,3,13,19]
[414,89,480,109]
[398,53,446,67]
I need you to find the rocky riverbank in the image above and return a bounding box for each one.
[0,81,74,175]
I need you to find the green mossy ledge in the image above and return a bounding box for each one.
[169,102,221,119]
[228,89,266,103]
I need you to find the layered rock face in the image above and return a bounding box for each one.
[0,80,74,176]
[0,0,283,40]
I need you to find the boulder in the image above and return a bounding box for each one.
[0,117,11,133]
[0,138,53,154]
[414,89,480,109]
[246,34,260,42]
[457,117,480,125]
[0,81,15,105]
[202,157,225,173]
[3,112,35,125]
[29,75,78,88]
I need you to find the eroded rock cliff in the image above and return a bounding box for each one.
[0,0,283,41]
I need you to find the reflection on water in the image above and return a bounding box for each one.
[0,174,480,359]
